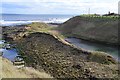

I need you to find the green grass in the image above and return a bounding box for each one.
[27,22,53,33]
[0,44,3,48]
[87,51,117,64]
[80,14,119,18]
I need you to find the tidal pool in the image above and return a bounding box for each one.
[65,38,119,60]
[0,40,18,61]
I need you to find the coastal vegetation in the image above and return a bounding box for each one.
[81,14,119,18]
[26,22,52,33]
[2,57,53,78]
[2,19,119,79]
[57,16,119,45]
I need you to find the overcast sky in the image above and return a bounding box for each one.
[1,0,119,14]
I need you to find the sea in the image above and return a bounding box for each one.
[0,14,75,26]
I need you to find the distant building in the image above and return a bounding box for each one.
[103,11,120,16]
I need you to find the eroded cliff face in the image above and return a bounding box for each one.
[58,16,119,45]
[14,32,118,79]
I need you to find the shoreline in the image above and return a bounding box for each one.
[65,37,119,62]
[1,21,118,47]
[66,36,119,47]
[58,16,119,47]
[1,23,119,78]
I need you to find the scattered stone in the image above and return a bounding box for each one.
[72,64,82,69]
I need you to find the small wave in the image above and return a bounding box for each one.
[0,20,39,26]
[0,18,69,26]
[42,18,69,23]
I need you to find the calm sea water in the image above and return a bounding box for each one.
[1,14,74,26]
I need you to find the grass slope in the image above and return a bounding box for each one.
[2,57,53,78]
[58,16,119,45]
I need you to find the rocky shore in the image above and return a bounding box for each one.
[2,23,119,79]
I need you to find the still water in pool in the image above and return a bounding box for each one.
[0,40,18,61]
[65,38,118,60]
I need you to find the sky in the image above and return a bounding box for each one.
[1,0,120,15]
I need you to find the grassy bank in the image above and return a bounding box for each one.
[57,16,119,46]
[2,57,53,78]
